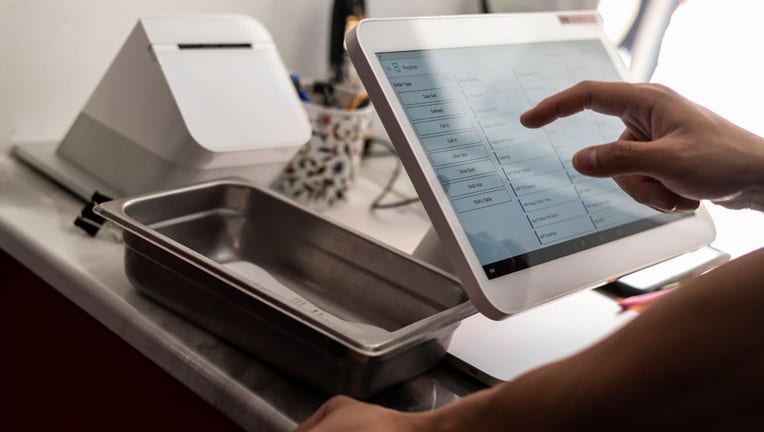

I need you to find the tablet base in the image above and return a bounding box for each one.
[412,227,455,276]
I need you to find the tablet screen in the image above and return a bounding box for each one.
[377,40,689,279]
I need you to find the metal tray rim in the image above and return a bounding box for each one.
[95,179,476,355]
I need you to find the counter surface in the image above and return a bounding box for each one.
[2,143,762,430]
[0,152,483,431]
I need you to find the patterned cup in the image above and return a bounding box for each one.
[272,100,374,209]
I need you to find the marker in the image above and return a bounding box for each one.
[618,283,679,311]
[290,73,310,102]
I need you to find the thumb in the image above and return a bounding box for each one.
[572,140,663,178]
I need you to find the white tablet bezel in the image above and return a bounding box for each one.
[347,12,716,319]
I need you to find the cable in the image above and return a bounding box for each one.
[366,139,421,210]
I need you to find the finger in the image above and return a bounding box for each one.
[614,175,700,213]
[572,139,667,178]
[619,129,635,141]
[295,396,353,432]
[520,81,645,128]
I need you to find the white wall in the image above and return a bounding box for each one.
[0,0,479,147]
[650,0,764,257]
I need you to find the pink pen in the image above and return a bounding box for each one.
[618,287,677,311]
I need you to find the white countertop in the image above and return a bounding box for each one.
[1,153,306,430]
[2,140,763,431]
[0,147,477,431]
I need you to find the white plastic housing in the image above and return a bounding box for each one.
[56,15,311,195]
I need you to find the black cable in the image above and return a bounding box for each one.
[366,139,421,210]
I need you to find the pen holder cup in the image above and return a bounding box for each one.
[273,97,374,209]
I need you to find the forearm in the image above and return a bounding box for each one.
[713,120,764,211]
[555,246,764,429]
[424,247,764,431]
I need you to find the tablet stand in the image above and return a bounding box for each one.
[412,227,455,276]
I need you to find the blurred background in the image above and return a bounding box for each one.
[4,1,763,145]
[2,0,762,252]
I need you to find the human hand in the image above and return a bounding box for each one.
[520,81,764,212]
[294,395,428,432]
[294,373,567,432]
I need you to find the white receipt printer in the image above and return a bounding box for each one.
[55,15,311,197]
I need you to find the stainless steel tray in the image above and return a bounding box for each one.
[95,179,475,397]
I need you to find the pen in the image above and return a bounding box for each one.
[290,73,310,102]
[346,93,369,110]
[618,284,679,311]
[312,81,336,107]
[356,95,371,109]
